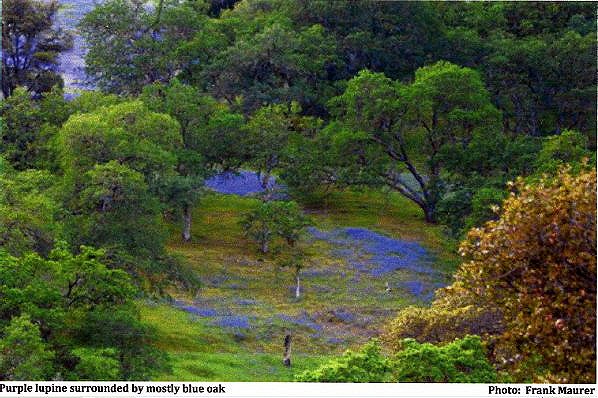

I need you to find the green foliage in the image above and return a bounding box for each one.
[0,87,44,169]
[279,132,337,204]
[141,80,222,155]
[0,165,61,256]
[1,0,596,384]
[245,103,319,190]
[55,101,180,271]
[67,91,124,116]
[141,80,247,241]
[463,188,507,231]
[327,62,501,222]
[198,20,338,113]
[80,0,596,135]
[72,348,120,380]
[240,200,309,254]
[440,2,596,139]
[393,336,497,383]
[0,314,55,380]
[534,130,591,174]
[80,0,208,94]
[436,133,540,235]
[295,340,391,382]
[297,336,496,383]
[0,244,165,380]
[56,100,180,185]
[76,161,165,258]
[75,308,170,380]
[0,86,74,170]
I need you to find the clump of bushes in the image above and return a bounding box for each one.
[393,336,496,383]
[296,340,391,382]
[296,336,496,383]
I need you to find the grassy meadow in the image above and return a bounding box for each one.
[140,188,457,380]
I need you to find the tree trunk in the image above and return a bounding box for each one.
[182,203,192,242]
[423,203,437,224]
[283,334,292,367]
[295,274,301,299]
[260,238,269,254]
[261,171,271,191]
[261,172,274,202]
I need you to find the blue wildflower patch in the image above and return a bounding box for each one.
[205,171,282,196]
[211,315,251,329]
[277,312,323,332]
[172,300,218,317]
[308,227,437,276]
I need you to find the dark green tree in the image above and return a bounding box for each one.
[0,244,166,380]
[1,0,73,98]
[80,0,208,95]
[328,62,501,222]
[141,80,246,241]
[0,86,71,170]
[188,5,338,114]
[55,101,186,286]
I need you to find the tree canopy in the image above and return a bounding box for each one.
[1,0,73,98]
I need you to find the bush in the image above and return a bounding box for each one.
[386,168,596,382]
[462,187,507,231]
[393,335,497,382]
[0,315,55,380]
[0,244,167,380]
[534,130,590,174]
[295,340,391,382]
[384,304,502,350]
[72,348,120,380]
[296,336,497,383]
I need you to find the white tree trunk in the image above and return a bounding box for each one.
[295,275,301,299]
[182,204,192,242]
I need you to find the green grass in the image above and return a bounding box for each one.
[141,188,458,380]
[303,188,456,264]
[139,303,330,381]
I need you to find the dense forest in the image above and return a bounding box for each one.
[0,0,596,383]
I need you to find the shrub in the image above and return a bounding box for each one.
[0,315,55,380]
[72,348,120,380]
[295,340,391,382]
[296,336,497,383]
[384,305,502,351]
[386,167,596,383]
[393,335,497,382]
